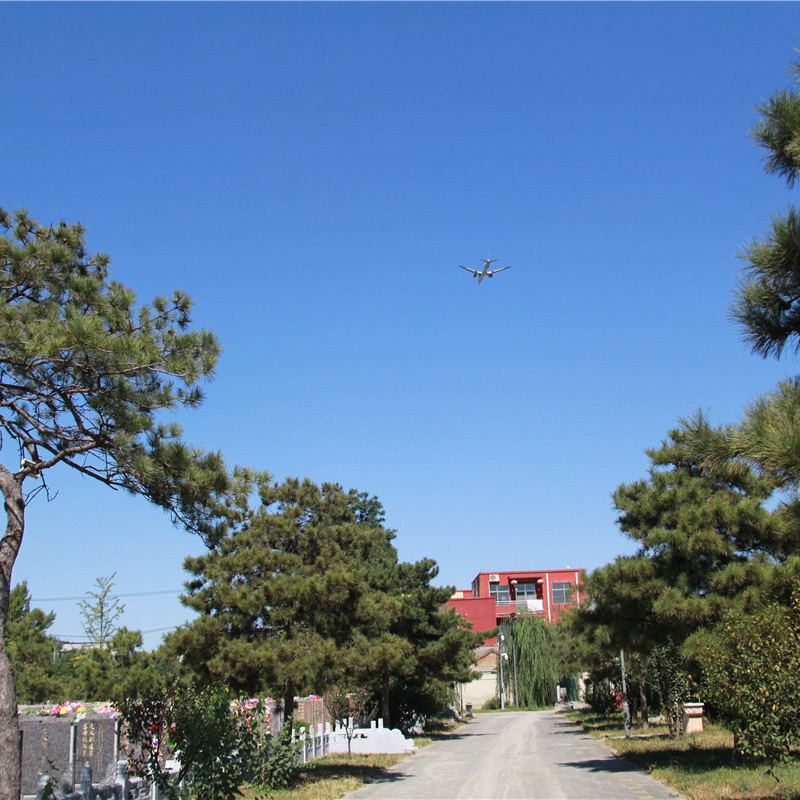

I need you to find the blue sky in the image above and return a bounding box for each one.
[4,2,800,650]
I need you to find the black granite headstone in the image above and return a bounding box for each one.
[19,713,120,796]
[73,714,118,786]
[19,716,72,796]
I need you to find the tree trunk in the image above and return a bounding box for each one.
[282,677,295,727]
[639,675,649,729]
[0,466,25,800]
[381,670,391,728]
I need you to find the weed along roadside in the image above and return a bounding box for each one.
[566,709,800,800]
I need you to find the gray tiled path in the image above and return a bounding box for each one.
[344,710,684,800]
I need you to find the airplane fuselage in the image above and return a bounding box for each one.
[476,259,497,283]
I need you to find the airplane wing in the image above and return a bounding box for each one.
[459,265,479,275]
[489,266,512,275]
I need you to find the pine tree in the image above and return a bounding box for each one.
[0,207,232,800]
[172,481,479,730]
[732,54,800,358]
[729,51,800,490]
[173,478,401,719]
[347,500,480,728]
[4,582,58,703]
[378,559,480,729]
[573,415,781,660]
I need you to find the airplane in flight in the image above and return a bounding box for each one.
[459,257,513,284]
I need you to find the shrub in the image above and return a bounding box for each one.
[120,686,262,800]
[390,682,448,735]
[586,679,618,715]
[172,686,257,800]
[250,724,300,792]
[651,642,688,739]
[697,592,800,765]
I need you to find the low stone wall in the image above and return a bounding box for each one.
[327,719,416,754]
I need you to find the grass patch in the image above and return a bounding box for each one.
[239,753,407,800]
[565,709,800,800]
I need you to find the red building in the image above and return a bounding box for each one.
[448,568,585,645]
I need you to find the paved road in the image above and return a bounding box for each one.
[343,710,684,800]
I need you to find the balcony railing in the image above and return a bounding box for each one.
[495,598,545,613]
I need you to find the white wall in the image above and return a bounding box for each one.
[461,672,498,710]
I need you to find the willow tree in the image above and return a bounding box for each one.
[510,615,558,708]
[0,207,231,800]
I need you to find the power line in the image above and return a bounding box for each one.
[33,589,182,602]
[52,624,181,640]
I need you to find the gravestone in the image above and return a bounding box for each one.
[19,713,119,796]
[73,714,118,786]
[19,716,72,796]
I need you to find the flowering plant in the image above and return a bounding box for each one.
[22,701,119,717]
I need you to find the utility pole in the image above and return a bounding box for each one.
[620,648,631,739]
[498,633,506,710]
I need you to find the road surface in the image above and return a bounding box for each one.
[343,710,683,800]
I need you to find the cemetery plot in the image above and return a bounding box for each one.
[18,711,119,797]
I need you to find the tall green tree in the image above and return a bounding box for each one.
[4,582,58,703]
[573,415,781,661]
[172,481,478,729]
[376,559,480,730]
[79,573,125,647]
[510,615,558,708]
[568,46,800,734]
[0,207,232,800]
[172,478,401,719]
[728,50,800,491]
[315,493,479,728]
[342,492,476,724]
[689,47,800,761]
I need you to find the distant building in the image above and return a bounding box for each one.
[448,568,585,710]
[448,568,585,644]
[56,639,99,653]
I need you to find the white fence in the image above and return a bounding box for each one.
[328,718,416,755]
[294,718,415,759]
[293,724,331,763]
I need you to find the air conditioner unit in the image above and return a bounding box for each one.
[489,573,500,582]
